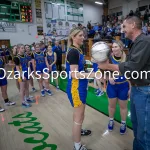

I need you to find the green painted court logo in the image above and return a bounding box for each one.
[8,112,57,150]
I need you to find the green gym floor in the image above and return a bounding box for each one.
[51,78,132,129]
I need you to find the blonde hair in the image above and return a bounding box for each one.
[17,44,24,53]
[67,27,82,49]
[47,45,52,50]
[17,44,24,49]
[113,40,124,50]
[35,43,40,47]
[113,40,126,62]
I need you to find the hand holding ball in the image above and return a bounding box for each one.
[91,42,110,63]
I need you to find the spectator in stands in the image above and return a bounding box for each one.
[147,25,150,35]
[100,26,105,38]
[83,26,88,40]
[93,23,99,31]
[87,21,92,30]
[142,23,148,35]
[98,24,102,32]
[40,42,46,52]
[106,25,113,39]
[112,24,116,36]
[135,8,141,18]
[129,10,134,16]
[115,23,121,36]
[52,41,63,72]
[120,23,125,45]
[144,9,149,25]
[50,31,57,47]
[88,26,95,38]
[114,15,118,23]
[93,31,101,42]
[78,23,83,29]
[31,42,35,51]
[102,15,106,25]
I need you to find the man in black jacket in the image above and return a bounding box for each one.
[99,16,150,150]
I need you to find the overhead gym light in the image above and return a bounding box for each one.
[95,1,103,5]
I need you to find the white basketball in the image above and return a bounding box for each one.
[91,42,110,63]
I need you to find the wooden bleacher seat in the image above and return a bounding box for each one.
[115,36,121,41]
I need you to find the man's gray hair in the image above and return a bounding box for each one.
[125,16,142,29]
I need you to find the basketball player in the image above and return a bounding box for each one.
[106,40,130,134]
[0,46,6,63]
[14,44,35,108]
[45,45,59,89]
[8,45,20,91]
[25,44,37,92]
[5,46,10,64]
[0,47,16,112]
[92,62,104,96]
[31,43,52,97]
[66,27,100,150]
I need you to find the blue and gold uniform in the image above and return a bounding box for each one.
[106,55,129,100]
[12,56,17,75]
[15,54,29,80]
[66,46,88,107]
[26,52,34,72]
[5,48,10,56]
[46,52,57,72]
[92,62,98,72]
[0,54,7,86]
[8,54,17,76]
[33,52,47,74]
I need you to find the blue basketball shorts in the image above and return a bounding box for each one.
[36,65,49,74]
[0,77,7,86]
[106,81,129,100]
[49,65,57,74]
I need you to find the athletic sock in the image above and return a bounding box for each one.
[98,87,102,91]
[74,142,81,150]
[110,118,114,121]
[121,121,126,124]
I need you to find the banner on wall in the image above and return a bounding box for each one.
[36,18,43,24]
[44,0,83,38]
[35,0,41,9]
[45,2,66,21]
[10,0,32,2]
[66,1,84,22]
[0,22,16,32]
[45,20,78,36]
[37,26,43,35]
[36,9,42,18]
[35,0,43,25]
[45,0,65,4]
[46,20,52,28]
[56,29,70,36]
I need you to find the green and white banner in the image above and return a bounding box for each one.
[66,1,83,22]
[44,0,83,23]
